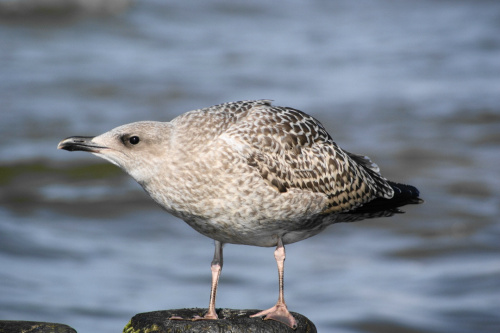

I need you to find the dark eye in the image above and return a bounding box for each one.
[129,136,140,145]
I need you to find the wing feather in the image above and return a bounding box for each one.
[221,101,394,213]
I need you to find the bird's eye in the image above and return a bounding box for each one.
[129,136,140,145]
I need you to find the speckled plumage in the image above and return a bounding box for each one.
[58,100,422,327]
[59,100,420,246]
[122,100,412,246]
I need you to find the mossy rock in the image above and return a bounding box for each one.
[124,308,317,333]
[0,321,77,333]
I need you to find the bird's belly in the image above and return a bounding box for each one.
[144,167,329,247]
[175,190,330,247]
[182,214,328,247]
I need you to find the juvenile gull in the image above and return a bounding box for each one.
[58,100,422,328]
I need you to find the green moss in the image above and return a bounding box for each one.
[122,321,134,333]
[123,322,162,333]
[146,324,161,333]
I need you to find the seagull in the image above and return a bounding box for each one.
[58,100,422,329]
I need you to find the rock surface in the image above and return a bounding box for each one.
[0,321,77,333]
[124,308,317,333]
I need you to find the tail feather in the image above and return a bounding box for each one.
[347,181,422,215]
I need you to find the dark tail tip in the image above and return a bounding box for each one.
[347,181,423,215]
[388,181,423,205]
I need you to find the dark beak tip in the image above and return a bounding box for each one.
[57,140,69,150]
[57,136,100,152]
[57,143,76,151]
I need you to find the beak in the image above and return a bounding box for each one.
[57,136,107,153]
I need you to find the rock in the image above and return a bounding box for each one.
[124,308,317,333]
[0,321,77,333]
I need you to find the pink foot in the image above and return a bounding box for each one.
[251,304,297,329]
[169,311,218,321]
[192,308,218,321]
[192,313,218,321]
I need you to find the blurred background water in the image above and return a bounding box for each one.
[1,0,499,332]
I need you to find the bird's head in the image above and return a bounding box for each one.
[58,121,173,183]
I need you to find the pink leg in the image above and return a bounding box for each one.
[193,240,223,320]
[250,237,297,329]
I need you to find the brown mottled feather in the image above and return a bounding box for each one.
[199,100,395,214]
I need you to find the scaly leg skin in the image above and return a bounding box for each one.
[250,237,298,329]
[169,241,223,321]
[192,240,223,321]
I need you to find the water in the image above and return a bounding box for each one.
[1,1,500,332]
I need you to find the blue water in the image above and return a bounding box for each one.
[1,1,500,332]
